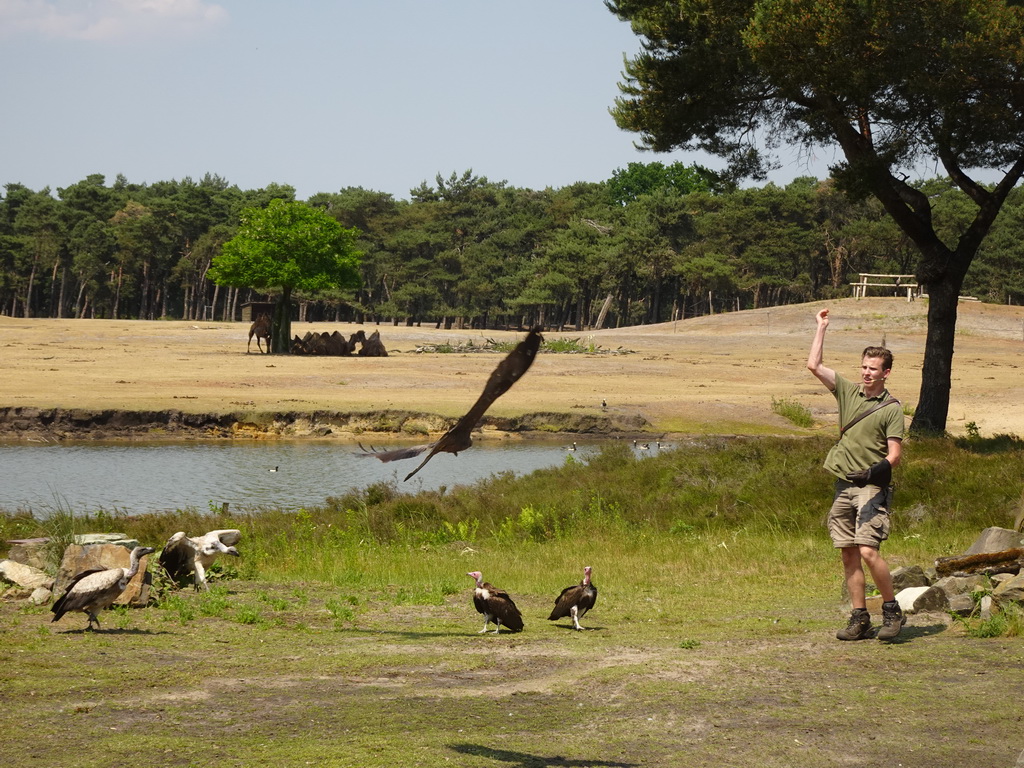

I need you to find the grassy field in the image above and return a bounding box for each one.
[2,436,1024,768]
[2,300,1024,767]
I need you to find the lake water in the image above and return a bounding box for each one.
[0,439,602,517]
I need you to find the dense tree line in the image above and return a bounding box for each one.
[1,167,1021,328]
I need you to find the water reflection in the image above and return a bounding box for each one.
[0,439,600,517]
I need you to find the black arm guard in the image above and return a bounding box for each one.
[846,458,892,488]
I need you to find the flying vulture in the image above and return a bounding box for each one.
[467,570,524,634]
[359,327,543,481]
[548,565,598,631]
[159,529,242,590]
[50,545,155,630]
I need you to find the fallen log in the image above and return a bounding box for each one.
[935,548,1024,578]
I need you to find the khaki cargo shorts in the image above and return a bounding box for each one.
[826,480,893,549]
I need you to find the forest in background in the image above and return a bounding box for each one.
[2,164,1022,330]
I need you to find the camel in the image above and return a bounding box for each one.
[325,331,348,356]
[358,329,388,357]
[290,328,367,356]
[345,330,367,355]
[247,314,272,353]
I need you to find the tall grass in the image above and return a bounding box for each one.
[770,397,815,428]
[40,497,80,573]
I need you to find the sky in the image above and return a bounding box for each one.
[0,0,837,202]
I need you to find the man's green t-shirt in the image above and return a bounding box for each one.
[823,373,905,481]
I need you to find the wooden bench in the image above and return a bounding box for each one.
[850,273,919,301]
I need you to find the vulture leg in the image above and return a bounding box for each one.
[478,615,492,634]
[193,559,207,591]
[570,605,581,631]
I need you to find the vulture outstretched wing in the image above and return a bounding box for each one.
[207,529,242,548]
[159,529,241,586]
[158,531,193,583]
[358,327,543,481]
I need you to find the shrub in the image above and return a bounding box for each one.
[770,397,815,428]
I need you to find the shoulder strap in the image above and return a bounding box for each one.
[840,397,900,437]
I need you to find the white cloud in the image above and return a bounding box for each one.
[0,0,227,41]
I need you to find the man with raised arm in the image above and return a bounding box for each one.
[807,308,906,641]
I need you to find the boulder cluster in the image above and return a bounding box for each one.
[0,534,151,608]
[861,526,1024,620]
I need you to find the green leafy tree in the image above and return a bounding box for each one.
[608,0,1024,434]
[609,160,727,205]
[207,199,362,352]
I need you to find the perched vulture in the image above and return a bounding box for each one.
[548,565,598,631]
[50,545,155,630]
[359,327,543,480]
[159,529,242,590]
[467,570,524,634]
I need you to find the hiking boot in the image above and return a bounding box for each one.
[877,601,906,641]
[836,608,873,640]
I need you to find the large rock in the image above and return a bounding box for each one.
[891,565,931,591]
[5,538,49,570]
[0,559,54,590]
[54,544,151,606]
[933,574,987,599]
[895,585,950,614]
[992,572,1024,609]
[964,527,1024,556]
[948,593,976,617]
[74,533,139,549]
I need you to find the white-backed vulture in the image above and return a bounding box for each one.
[467,570,524,634]
[159,529,241,590]
[359,327,543,480]
[50,545,155,630]
[548,565,598,631]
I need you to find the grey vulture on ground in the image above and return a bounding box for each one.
[50,545,155,630]
[548,565,598,631]
[467,570,524,634]
[358,327,543,481]
[159,529,241,590]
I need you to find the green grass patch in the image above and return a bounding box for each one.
[770,396,815,428]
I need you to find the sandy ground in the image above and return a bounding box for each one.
[1,296,1022,438]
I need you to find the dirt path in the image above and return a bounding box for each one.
[1,297,1022,439]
